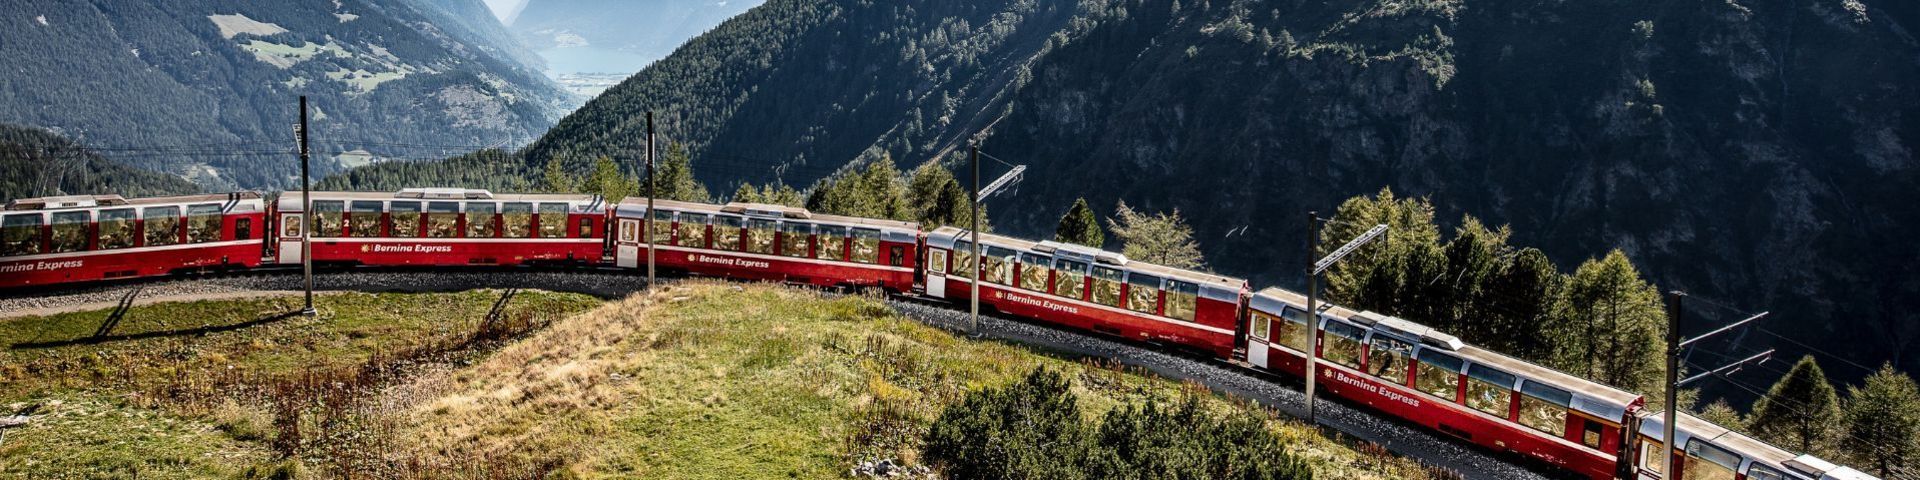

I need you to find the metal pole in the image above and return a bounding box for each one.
[969,143,981,334]
[646,111,656,289]
[298,96,315,316]
[1304,211,1320,424]
[1661,290,1685,479]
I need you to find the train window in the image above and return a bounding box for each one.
[815,225,847,260]
[1090,265,1124,306]
[1,214,42,256]
[745,219,776,254]
[390,201,422,238]
[537,203,568,238]
[851,228,881,264]
[426,202,459,238]
[145,206,183,246]
[1053,259,1088,300]
[1414,349,1464,400]
[928,248,948,274]
[1278,307,1315,353]
[711,216,743,250]
[466,202,498,238]
[649,209,674,244]
[618,218,638,243]
[1684,439,1741,480]
[1320,320,1366,369]
[1367,334,1415,383]
[982,246,1017,285]
[1164,280,1199,321]
[1746,464,1788,480]
[890,246,904,267]
[51,211,89,253]
[950,241,974,279]
[235,218,252,241]
[348,201,382,238]
[579,218,594,238]
[99,209,136,250]
[1250,311,1274,341]
[779,222,811,258]
[677,213,709,248]
[1465,365,1517,418]
[309,201,343,238]
[1518,381,1573,436]
[501,202,534,238]
[186,204,224,243]
[1125,273,1161,314]
[1018,253,1051,292]
[1639,440,1664,475]
[1581,419,1604,450]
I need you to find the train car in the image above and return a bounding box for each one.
[1632,411,1878,480]
[1243,288,1644,480]
[0,193,267,288]
[273,189,608,267]
[609,199,920,292]
[922,227,1247,358]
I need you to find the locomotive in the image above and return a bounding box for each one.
[0,188,1879,480]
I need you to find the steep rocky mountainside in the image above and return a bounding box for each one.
[0,0,571,190]
[415,0,1920,389]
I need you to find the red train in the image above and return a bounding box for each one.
[0,189,1878,480]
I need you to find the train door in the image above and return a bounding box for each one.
[277,210,303,264]
[615,217,641,268]
[925,247,948,297]
[1247,311,1272,368]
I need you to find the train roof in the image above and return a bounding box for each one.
[279,189,606,210]
[615,198,920,232]
[1249,286,1643,420]
[925,226,1246,292]
[6,192,263,211]
[1638,412,1878,480]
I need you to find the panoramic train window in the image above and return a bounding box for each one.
[501,202,534,238]
[1684,439,1741,480]
[1746,464,1789,480]
[851,228,881,264]
[51,211,90,253]
[779,222,811,257]
[815,225,847,261]
[1320,320,1365,369]
[390,201,422,238]
[187,204,224,243]
[1018,253,1050,292]
[982,246,1017,285]
[1518,381,1573,436]
[1126,273,1161,314]
[1414,349,1464,400]
[1053,259,1088,300]
[308,201,342,238]
[1465,365,1517,418]
[1278,307,1315,353]
[99,209,136,250]
[1164,280,1199,321]
[746,219,776,254]
[427,202,459,238]
[1368,334,1415,383]
[649,209,674,245]
[928,248,948,275]
[949,241,974,279]
[348,201,382,238]
[466,203,498,238]
[711,216,742,250]
[1090,265,1124,306]
[1,214,42,256]
[145,206,183,246]
[677,213,709,247]
[537,203,568,238]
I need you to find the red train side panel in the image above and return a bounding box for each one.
[1,193,267,289]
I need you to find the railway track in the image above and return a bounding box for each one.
[0,267,1561,479]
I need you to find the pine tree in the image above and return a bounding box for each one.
[541,157,574,193]
[806,157,911,220]
[1549,250,1666,394]
[908,162,982,229]
[581,156,636,202]
[1482,247,1563,362]
[733,182,762,203]
[654,142,709,202]
[1321,187,1446,322]
[760,181,805,207]
[1109,201,1204,269]
[1842,364,1920,477]
[1440,216,1511,335]
[1054,198,1104,248]
[1749,356,1842,455]
[1698,399,1747,432]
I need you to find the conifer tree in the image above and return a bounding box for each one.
[1698,400,1747,432]
[541,157,574,193]
[733,182,762,203]
[581,156,636,202]
[1482,247,1562,362]
[1549,250,1666,394]
[655,142,709,202]
[1842,364,1920,476]
[1109,201,1203,269]
[1054,198,1104,248]
[1750,356,1842,455]
[760,181,805,207]
[1321,188,1446,322]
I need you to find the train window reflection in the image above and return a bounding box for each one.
[537,203,568,238]
[348,201,382,238]
[1126,273,1161,314]
[1090,265,1124,306]
[1320,320,1365,369]
[51,211,89,253]
[649,209,674,244]
[308,201,342,238]
[1465,365,1517,418]
[0,214,39,256]
[928,248,948,275]
[851,229,880,264]
[466,203,497,238]
[712,216,742,250]
[1414,349,1464,400]
[1278,307,1314,353]
[745,219,776,254]
[1684,439,1741,480]
[99,209,136,250]
[1018,253,1050,292]
[815,225,847,260]
[390,202,421,238]
[1164,280,1198,321]
[187,204,224,243]
[677,213,708,247]
[949,241,974,279]
[982,246,1016,285]
[1052,259,1087,300]
[1368,334,1414,383]
[146,206,183,246]
[426,202,459,238]
[501,202,533,238]
[1518,381,1572,436]
[779,222,811,257]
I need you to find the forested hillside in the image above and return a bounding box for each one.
[0,124,200,200]
[0,0,571,191]
[336,0,1920,396]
